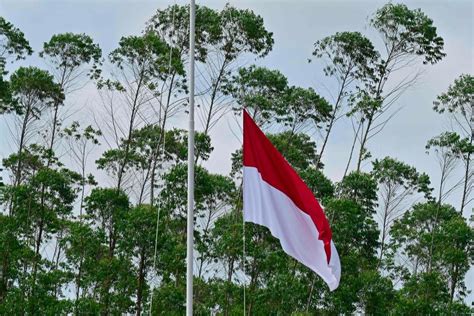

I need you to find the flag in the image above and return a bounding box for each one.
[243,110,341,291]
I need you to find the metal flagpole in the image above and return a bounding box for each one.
[186,0,195,315]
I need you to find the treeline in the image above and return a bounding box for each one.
[0,3,472,315]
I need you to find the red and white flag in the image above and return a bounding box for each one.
[243,110,341,291]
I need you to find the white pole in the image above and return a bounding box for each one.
[186,0,195,315]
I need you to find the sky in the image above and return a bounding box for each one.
[1,0,473,304]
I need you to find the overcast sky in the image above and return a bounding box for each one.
[1,0,473,303]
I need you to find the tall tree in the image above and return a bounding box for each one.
[310,31,379,165]
[197,4,274,141]
[371,157,432,263]
[6,67,63,186]
[97,31,182,191]
[355,3,446,171]
[425,132,469,205]
[84,188,133,315]
[389,202,473,304]
[0,17,33,108]
[39,33,101,155]
[147,4,219,202]
[228,65,288,126]
[433,74,474,214]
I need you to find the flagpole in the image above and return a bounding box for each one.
[186,0,195,315]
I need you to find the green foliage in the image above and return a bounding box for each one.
[268,132,318,171]
[228,65,288,124]
[219,4,274,59]
[148,4,221,62]
[337,171,378,213]
[277,86,332,131]
[40,32,102,80]
[427,131,473,162]
[300,167,335,201]
[0,17,33,108]
[98,31,183,91]
[389,202,473,302]
[312,31,379,81]
[371,3,445,65]
[394,271,471,315]
[5,66,63,115]
[372,156,433,200]
[0,16,33,67]
[96,126,212,177]
[434,74,473,117]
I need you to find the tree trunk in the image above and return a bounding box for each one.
[224,258,234,316]
[460,136,472,214]
[135,249,146,316]
[195,59,228,165]
[48,65,67,165]
[14,103,32,187]
[356,115,373,172]
[378,186,392,266]
[149,72,176,206]
[74,256,83,315]
[316,70,350,166]
[343,121,362,177]
[117,69,145,191]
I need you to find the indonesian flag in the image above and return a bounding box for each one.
[243,110,341,291]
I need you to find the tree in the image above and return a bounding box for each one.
[120,204,164,316]
[389,202,472,306]
[40,33,101,154]
[433,74,474,214]
[197,4,274,139]
[0,17,33,108]
[371,157,433,263]
[4,166,80,313]
[96,126,212,204]
[6,67,63,186]
[354,3,446,171]
[310,31,379,165]
[425,132,470,205]
[228,65,288,125]
[63,122,101,216]
[97,31,183,191]
[147,4,219,171]
[337,171,378,214]
[277,86,332,138]
[84,188,133,314]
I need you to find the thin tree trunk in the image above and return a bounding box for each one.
[438,160,447,205]
[378,185,392,266]
[48,65,67,164]
[195,60,228,165]
[450,264,459,302]
[74,256,83,315]
[343,121,362,177]
[14,104,32,187]
[356,115,373,172]
[149,72,175,206]
[355,49,392,172]
[117,69,145,191]
[135,249,146,316]
[316,71,350,166]
[197,209,214,278]
[224,258,234,316]
[460,137,472,214]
